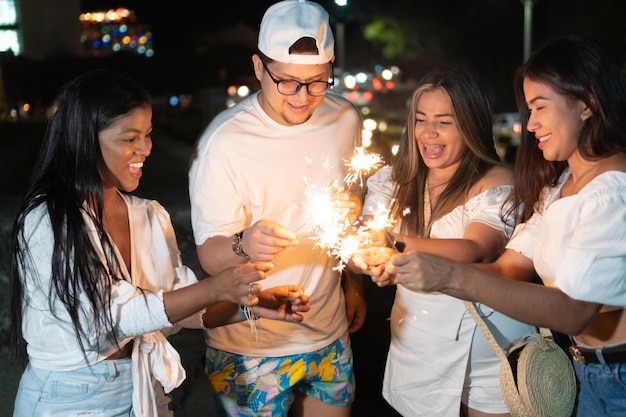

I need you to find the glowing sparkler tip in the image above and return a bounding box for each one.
[344,146,384,188]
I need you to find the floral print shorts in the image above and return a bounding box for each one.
[205,333,354,417]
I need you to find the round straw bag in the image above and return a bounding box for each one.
[464,301,577,417]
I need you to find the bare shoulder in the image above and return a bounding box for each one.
[470,165,514,196]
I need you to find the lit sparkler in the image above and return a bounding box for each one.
[300,147,394,271]
[343,146,384,188]
[304,194,396,271]
[303,181,359,270]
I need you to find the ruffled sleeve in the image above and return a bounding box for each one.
[129,198,198,291]
[506,212,542,260]
[552,184,626,306]
[466,185,514,234]
[507,169,569,261]
[431,185,514,238]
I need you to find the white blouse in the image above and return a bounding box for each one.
[507,168,626,306]
[364,165,514,338]
[364,165,514,237]
[20,194,202,417]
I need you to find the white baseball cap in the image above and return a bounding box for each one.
[258,0,335,65]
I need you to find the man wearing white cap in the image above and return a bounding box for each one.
[188,1,366,416]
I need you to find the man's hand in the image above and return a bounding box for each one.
[242,219,297,263]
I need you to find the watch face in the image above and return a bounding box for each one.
[232,231,247,256]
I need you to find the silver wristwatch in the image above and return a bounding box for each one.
[231,230,248,257]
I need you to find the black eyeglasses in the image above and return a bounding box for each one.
[260,59,334,97]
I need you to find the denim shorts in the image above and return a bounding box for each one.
[573,359,626,416]
[13,358,134,417]
[205,333,355,417]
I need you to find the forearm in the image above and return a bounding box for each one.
[399,223,507,264]
[343,268,365,294]
[201,301,240,328]
[470,248,539,282]
[402,235,486,263]
[162,277,226,323]
[445,262,597,335]
[197,235,247,275]
[343,269,367,333]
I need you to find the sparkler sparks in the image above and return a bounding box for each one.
[303,181,361,270]
[302,147,394,271]
[343,146,384,188]
[306,199,398,271]
[363,202,396,231]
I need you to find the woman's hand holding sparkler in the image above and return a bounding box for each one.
[352,243,398,286]
[242,219,297,263]
[349,226,408,286]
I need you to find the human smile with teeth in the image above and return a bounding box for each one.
[129,161,144,176]
[422,143,446,157]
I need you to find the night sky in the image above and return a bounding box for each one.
[35,1,626,110]
[79,1,357,42]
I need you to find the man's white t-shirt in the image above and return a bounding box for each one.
[189,91,362,356]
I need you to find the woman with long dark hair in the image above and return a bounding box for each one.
[10,69,308,417]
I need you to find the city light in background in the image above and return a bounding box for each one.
[79,7,154,57]
[2,0,625,160]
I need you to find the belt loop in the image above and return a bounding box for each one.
[595,347,612,373]
[107,360,119,382]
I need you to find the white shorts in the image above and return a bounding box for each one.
[383,302,535,416]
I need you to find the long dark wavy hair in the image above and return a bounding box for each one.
[508,35,626,223]
[390,67,503,236]
[9,69,151,364]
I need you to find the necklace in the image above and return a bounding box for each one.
[423,178,449,237]
[423,182,432,227]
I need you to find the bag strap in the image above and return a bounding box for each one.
[463,300,509,361]
[463,299,529,413]
[464,300,552,356]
